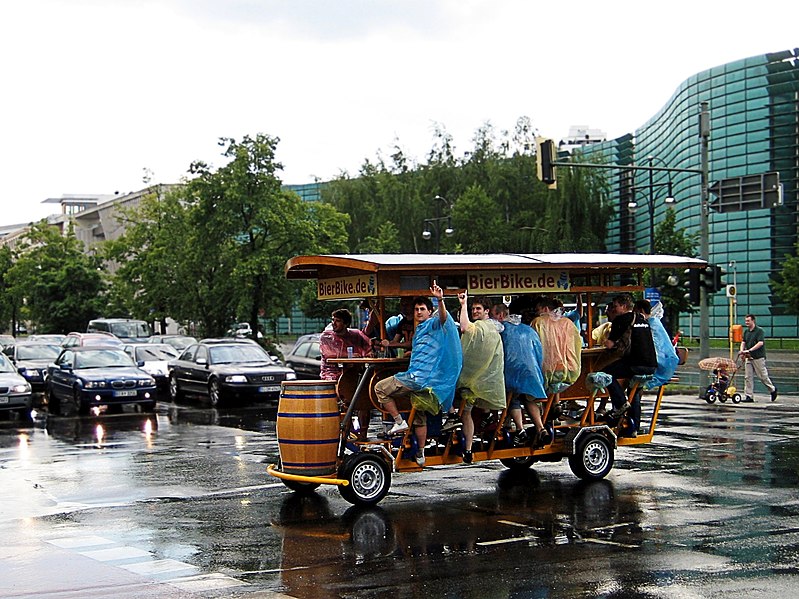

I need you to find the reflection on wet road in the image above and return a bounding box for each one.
[2,395,799,598]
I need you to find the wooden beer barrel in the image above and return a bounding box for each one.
[277,380,341,476]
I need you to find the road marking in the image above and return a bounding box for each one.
[168,572,249,592]
[46,533,249,592]
[477,535,540,546]
[583,538,641,548]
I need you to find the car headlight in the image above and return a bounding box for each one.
[285,372,297,381]
[225,375,248,383]
[84,381,107,389]
[11,383,31,393]
[138,378,156,387]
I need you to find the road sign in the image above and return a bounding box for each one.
[644,287,661,302]
[708,172,782,213]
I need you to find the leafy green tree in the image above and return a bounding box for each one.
[650,207,699,334]
[104,185,194,332]
[6,221,106,333]
[0,246,19,334]
[106,134,349,338]
[322,116,612,256]
[773,242,799,314]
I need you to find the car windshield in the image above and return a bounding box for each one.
[135,345,179,361]
[84,336,123,347]
[74,349,135,369]
[209,344,271,364]
[0,353,14,373]
[110,322,152,338]
[16,344,61,360]
[164,336,196,350]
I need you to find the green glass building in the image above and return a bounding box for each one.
[581,48,799,339]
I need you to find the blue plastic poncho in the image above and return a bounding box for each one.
[646,314,679,389]
[394,312,463,414]
[457,319,506,409]
[500,321,547,399]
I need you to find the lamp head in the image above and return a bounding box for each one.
[422,229,432,241]
[444,227,454,237]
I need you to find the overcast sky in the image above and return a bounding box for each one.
[1,0,797,226]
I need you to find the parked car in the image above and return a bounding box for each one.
[0,352,32,417]
[5,342,62,392]
[0,335,16,350]
[28,334,67,345]
[87,318,153,342]
[62,332,124,348]
[149,335,197,351]
[168,340,296,406]
[283,333,322,379]
[123,343,179,391]
[46,347,157,416]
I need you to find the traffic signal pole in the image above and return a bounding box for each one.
[699,102,711,391]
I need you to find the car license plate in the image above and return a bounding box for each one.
[258,385,281,393]
[0,397,8,404]
[113,389,137,397]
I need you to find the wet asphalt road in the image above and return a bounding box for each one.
[2,393,799,599]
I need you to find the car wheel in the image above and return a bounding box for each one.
[208,378,222,407]
[568,433,614,481]
[62,386,84,417]
[45,382,60,415]
[169,373,183,401]
[338,452,391,506]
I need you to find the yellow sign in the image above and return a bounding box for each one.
[317,274,377,300]
[467,270,570,293]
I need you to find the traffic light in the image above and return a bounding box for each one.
[701,265,717,292]
[713,265,726,293]
[684,267,701,305]
[536,137,557,188]
[700,264,726,293]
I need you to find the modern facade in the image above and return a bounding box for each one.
[578,48,799,339]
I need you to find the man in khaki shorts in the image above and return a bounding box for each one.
[374,282,462,466]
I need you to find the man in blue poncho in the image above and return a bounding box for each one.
[374,281,463,466]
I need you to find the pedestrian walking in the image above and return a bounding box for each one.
[738,314,778,403]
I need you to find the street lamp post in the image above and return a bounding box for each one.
[627,156,675,286]
[422,195,454,253]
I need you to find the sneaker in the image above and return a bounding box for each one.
[463,450,473,464]
[609,401,630,421]
[511,429,529,447]
[771,388,778,402]
[536,428,552,447]
[415,450,425,467]
[441,415,461,432]
[741,396,754,403]
[388,420,409,435]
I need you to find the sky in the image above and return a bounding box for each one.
[1,0,797,226]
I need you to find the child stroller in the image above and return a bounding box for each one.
[698,356,742,404]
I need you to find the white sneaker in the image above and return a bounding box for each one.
[415,450,425,467]
[388,420,409,435]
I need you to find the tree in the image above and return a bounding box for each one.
[0,246,20,334]
[773,242,799,314]
[6,221,106,333]
[106,134,349,339]
[651,207,699,334]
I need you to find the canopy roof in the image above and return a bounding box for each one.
[286,253,706,281]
